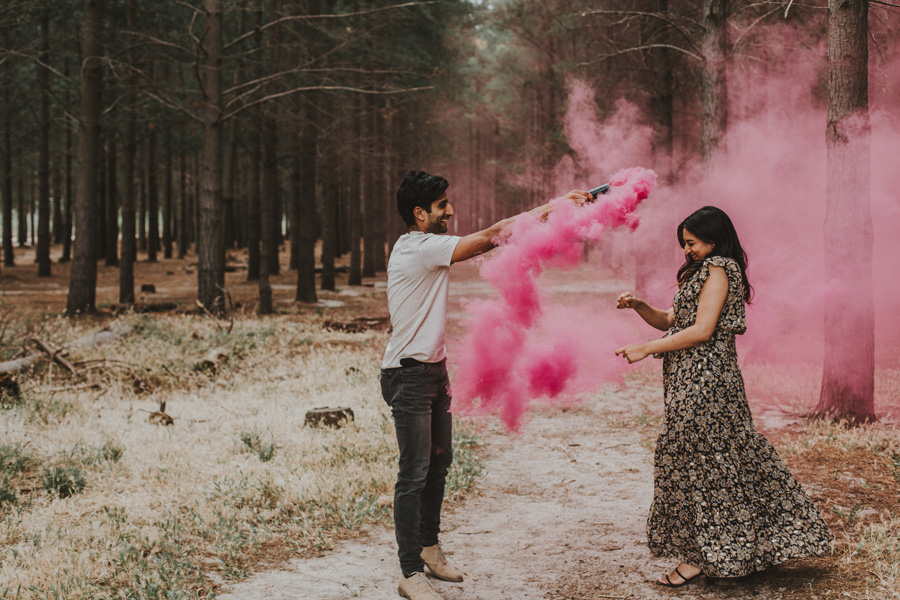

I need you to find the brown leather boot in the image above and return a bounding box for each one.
[421,544,464,582]
[397,572,445,600]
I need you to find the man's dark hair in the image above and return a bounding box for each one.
[396,170,449,227]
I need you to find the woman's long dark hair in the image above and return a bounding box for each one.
[676,206,753,303]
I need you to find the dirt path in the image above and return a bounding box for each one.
[217,390,822,600]
[218,262,826,600]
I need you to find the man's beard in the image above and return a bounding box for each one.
[428,216,448,234]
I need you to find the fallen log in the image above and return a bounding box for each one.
[0,323,134,374]
[134,302,178,314]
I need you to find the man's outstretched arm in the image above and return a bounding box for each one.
[450,190,591,264]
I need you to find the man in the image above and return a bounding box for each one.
[380,170,590,599]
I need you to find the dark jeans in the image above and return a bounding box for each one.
[380,359,453,576]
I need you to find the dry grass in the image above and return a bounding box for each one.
[765,420,900,600]
[0,312,485,599]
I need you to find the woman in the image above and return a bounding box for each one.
[615,206,832,586]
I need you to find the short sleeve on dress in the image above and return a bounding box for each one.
[699,255,746,334]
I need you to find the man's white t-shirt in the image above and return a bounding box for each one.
[381,231,461,369]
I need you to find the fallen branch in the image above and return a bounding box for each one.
[195,300,234,333]
[0,324,134,374]
[31,339,77,373]
[38,382,103,393]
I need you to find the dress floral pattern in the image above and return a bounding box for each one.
[647,256,832,577]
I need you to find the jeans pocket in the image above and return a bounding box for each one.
[380,370,394,407]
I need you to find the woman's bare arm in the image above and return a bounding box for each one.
[616,266,729,363]
[616,292,674,331]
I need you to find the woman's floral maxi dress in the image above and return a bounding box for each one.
[647,255,832,577]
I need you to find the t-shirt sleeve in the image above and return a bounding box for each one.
[417,235,461,269]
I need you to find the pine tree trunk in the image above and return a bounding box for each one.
[372,102,386,272]
[61,61,73,263]
[179,151,188,258]
[67,0,104,316]
[120,2,136,304]
[96,144,107,262]
[29,172,35,249]
[295,104,318,304]
[52,168,64,244]
[348,95,362,286]
[163,134,173,259]
[138,140,146,252]
[362,96,376,278]
[700,0,728,167]
[259,117,277,315]
[37,9,52,276]
[270,165,281,276]
[649,0,675,182]
[225,120,238,249]
[3,63,14,267]
[815,0,875,424]
[247,123,261,281]
[147,127,158,262]
[320,142,337,292]
[105,137,118,266]
[197,0,225,313]
[258,0,283,314]
[289,134,300,271]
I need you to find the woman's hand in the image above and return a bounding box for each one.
[615,343,650,364]
[616,292,643,310]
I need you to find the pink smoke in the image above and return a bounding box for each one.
[453,168,656,429]
[450,20,900,425]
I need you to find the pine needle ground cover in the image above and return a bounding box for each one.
[0,312,484,599]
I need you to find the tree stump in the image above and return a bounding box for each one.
[148,400,174,425]
[141,283,156,293]
[305,407,354,428]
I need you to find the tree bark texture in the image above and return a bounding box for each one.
[258,0,283,314]
[348,95,362,286]
[179,151,188,258]
[372,101,386,272]
[815,0,875,423]
[105,137,118,266]
[61,61,73,263]
[320,142,337,292]
[362,96,376,278]
[247,123,261,281]
[259,116,277,314]
[37,9,52,276]
[700,0,728,167]
[164,134,173,259]
[2,64,13,266]
[67,0,104,316]
[119,0,136,303]
[147,126,159,262]
[295,103,318,304]
[197,0,226,313]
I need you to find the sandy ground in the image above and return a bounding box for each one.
[217,392,825,600]
[217,261,830,600]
